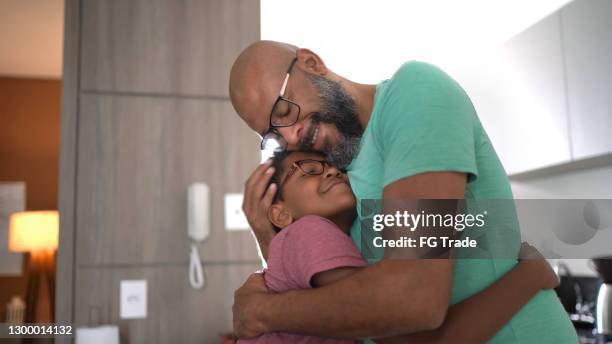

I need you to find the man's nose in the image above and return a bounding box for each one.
[276,122,303,149]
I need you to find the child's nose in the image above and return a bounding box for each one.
[324,165,342,178]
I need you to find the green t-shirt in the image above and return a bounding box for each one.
[347,61,577,343]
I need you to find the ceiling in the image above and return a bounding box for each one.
[0,0,64,79]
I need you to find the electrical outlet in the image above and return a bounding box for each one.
[224,194,250,231]
[120,280,147,319]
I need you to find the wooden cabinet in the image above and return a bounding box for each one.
[561,0,612,159]
[80,0,259,96]
[58,0,261,341]
[74,263,260,343]
[76,95,260,265]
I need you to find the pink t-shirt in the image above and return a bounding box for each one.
[239,215,367,344]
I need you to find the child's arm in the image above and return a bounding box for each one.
[312,267,364,287]
[374,243,559,344]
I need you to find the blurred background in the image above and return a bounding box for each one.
[0,0,611,343]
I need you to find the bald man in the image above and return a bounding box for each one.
[230,41,577,343]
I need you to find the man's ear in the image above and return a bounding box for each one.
[268,203,294,229]
[296,48,327,76]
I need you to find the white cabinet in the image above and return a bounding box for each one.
[561,0,612,159]
[467,0,612,176]
[462,12,572,175]
[496,12,572,174]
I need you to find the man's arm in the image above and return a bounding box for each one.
[235,259,451,338]
[233,172,463,339]
[375,245,559,343]
[301,245,557,344]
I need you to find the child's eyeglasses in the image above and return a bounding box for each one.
[279,159,331,189]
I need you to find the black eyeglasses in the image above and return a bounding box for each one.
[260,57,301,151]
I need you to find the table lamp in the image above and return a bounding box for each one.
[9,210,59,323]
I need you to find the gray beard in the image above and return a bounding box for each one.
[305,74,363,170]
[326,135,362,171]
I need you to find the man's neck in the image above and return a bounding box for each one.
[342,80,377,132]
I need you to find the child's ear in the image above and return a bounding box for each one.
[268,203,294,229]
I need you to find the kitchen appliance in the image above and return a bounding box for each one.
[592,257,612,339]
[556,263,596,327]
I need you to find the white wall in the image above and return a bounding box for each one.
[0,0,64,78]
[261,0,573,84]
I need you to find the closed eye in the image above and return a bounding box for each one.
[276,107,291,118]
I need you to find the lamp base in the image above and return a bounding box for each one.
[25,250,55,324]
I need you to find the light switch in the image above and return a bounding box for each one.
[120,280,147,319]
[224,194,250,231]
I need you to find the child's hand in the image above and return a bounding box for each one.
[518,242,560,290]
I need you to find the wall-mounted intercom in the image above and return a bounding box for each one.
[187,183,210,289]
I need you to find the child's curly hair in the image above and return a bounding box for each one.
[266,149,327,232]
[267,150,294,203]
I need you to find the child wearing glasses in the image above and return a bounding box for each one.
[238,150,559,344]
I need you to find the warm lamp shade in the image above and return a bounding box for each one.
[9,211,59,252]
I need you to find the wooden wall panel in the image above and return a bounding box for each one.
[56,0,81,338]
[73,263,260,343]
[58,0,262,340]
[80,0,260,96]
[76,95,260,265]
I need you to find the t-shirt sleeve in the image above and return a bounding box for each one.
[377,61,479,187]
[281,215,367,288]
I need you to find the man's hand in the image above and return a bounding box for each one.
[243,160,278,260]
[518,242,559,289]
[233,273,271,339]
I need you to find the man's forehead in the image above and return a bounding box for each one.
[229,40,299,133]
[236,74,280,135]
